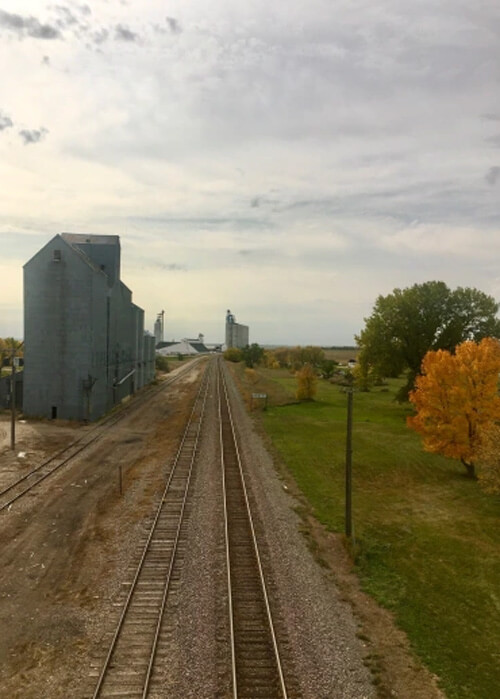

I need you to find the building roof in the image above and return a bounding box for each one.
[61,233,120,246]
[156,340,208,355]
[57,234,106,276]
[189,342,209,353]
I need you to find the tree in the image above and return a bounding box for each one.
[320,359,338,379]
[477,424,500,494]
[241,343,265,368]
[296,364,317,401]
[356,282,500,400]
[0,338,23,373]
[289,346,325,371]
[270,347,291,368]
[407,338,500,478]
[224,347,243,363]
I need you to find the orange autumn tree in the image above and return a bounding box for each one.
[408,338,500,478]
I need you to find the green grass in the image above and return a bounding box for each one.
[257,370,500,699]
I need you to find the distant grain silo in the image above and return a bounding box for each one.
[225,309,249,349]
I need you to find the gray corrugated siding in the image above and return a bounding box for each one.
[23,234,153,421]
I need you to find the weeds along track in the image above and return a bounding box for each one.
[88,359,211,698]
[0,359,205,514]
[218,359,300,699]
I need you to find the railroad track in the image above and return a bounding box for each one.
[218,359,298,699]
[89,359,211,698]
[0,358,204,514]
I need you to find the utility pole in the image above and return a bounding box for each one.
[345,387,353,538]
[10,355,16,451]
[9,341,24,451]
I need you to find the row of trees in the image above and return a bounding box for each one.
[224,344,329,372]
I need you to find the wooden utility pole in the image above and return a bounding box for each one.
[8,341,23,451]
[10,356,16,451]
[345,388,353,538]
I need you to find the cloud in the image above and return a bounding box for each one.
[54,5,78,28]
[485,134,500,147]
[115,24,138,42]
[19,128,48,145]
[42,55,50,65]
[164,263,186,271]
[250,195,280,210]
[0,9,61,40]
[0,111,13,131]
[166,17,182,34]
[90,28,109,45]
[485,166,500,186]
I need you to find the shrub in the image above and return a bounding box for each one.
[296,364,317,401]
[155,355,170,372]
[224,347,243,362]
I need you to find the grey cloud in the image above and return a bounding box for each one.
[0,112,13,131]
[91,28,109,45]
[115,24,138,42]
[78,4,91,15]
[275,177,497,228]
[250,195,280,209]
[485,134,500,147]
[54,5,78,28]
[164,263,186,271]
[166,17,181,34]
[234,248,282,264]
[139,258,187,271]
[19,128,48,145]
[0,9,61,39]
[482,114,500,121]
[129,215,269,231]
[485,166,500,185]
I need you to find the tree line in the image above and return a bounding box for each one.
[223,281,500,494]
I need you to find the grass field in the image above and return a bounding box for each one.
[231,363,500,699]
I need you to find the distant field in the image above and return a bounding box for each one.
[262,346,359,363]
[322,347,359,363]
[230,362,500,699]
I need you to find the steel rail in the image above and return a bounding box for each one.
[91,359,211,698]
[218,365,238,699]
[0,357,205,514]
[141,361,211,698]
[219,358,289,699]
[0,438,102,513]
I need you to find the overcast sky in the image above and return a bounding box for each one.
[1,0,499,345]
